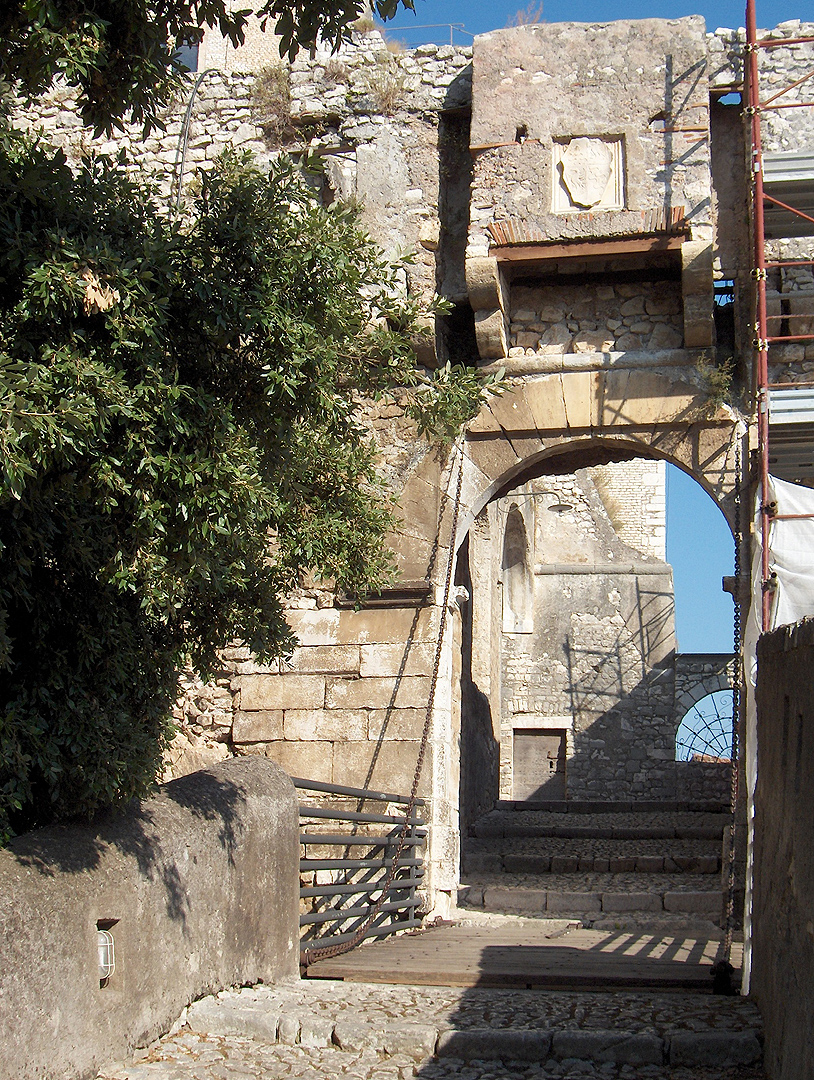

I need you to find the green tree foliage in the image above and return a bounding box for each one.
[0,129,490,838]
[0,0,492,840]
[0,0,417,133]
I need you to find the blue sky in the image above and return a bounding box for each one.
[666,465,734,653]
[381,0,806,44]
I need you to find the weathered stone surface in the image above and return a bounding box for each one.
[466,256,507,311]
[298,1014,335,1048]
[187,1000,281,1042]
[367,707,428,741]
[285,609,341,646]
[663,890,721,913]
[669,1031,763,1066]
[381,1023,439,1059]
[260,740,333,781]
[233,710,284,743]
[394,476,441,542]
[325,675,431,710]
[284,708,367,742]
[237,674,325,712]
[634,855,665,872]
[282,645,360,675]
[503,854,551,873]
[553,1030,664,1064]
[359,642,435,678]
[483,886,547,912]
[561,370,598,430]
[560,137,613,208]
[474,307,509,359]
[550,855,579,873]
[437,1028,552,1061]
[336,607,438,645]
[572,330,614,353]
[601,892,663,912]
[332,740,429,795]
[463,852,503,874]
[545,891,602,912]
[0,760,299,1080]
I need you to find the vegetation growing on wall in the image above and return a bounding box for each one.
[251,64,292,145]
[0,0,418,134]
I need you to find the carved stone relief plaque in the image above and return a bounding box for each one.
[561,138,613,207]
[552,136,625,213]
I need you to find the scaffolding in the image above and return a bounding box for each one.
[746,1,814,629]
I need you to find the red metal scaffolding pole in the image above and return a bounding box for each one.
[746,0,814,630]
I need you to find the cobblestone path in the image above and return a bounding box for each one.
[97,978,765,1080]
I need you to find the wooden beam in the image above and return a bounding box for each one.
[491,236,686,262]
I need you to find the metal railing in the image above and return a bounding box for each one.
[293,777,426,953]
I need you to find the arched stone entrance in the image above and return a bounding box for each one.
[388,368,746,916]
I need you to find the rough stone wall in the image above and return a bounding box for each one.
[12,29,471,322]
[753,617,814,1080]
[748,23,814,382]
[483,467,678,802]
[508,278,683,357]
[591,459,667,562]
[467,19,713,256]
[9,18,771,906]
[0,759,299,1080]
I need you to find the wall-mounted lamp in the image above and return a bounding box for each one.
[96,920,118,986]
[497,490,574,515]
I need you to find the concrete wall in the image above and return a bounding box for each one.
[752,618,814,1080]
[0,759,299,1080]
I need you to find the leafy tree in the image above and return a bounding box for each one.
[0,0,417,133]
[0,128,489,839]
[0,0,493,840]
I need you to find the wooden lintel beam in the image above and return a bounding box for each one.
[490,236,686,262]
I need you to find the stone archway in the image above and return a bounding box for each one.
[389,368,745,578]
[387,367,747,913]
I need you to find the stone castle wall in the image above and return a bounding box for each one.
[17,17,813,909]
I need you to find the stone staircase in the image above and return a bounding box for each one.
[459,802,730,924]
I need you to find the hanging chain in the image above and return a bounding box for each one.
[723,430,743,962]
[302,446,465,967]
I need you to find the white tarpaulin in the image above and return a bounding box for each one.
[742,474,814,992]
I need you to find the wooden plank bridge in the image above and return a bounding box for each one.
[306,919,739,992]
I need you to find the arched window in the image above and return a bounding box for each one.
[502,506,533,634]
[675,691,733,761]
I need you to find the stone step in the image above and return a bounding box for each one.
[463,851,721,875]
[472,821,725,840]
[180,981,762,1071]
[494,800,729,814]
[459,881,723,918]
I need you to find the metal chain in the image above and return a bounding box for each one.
[723,430,743,962]
[303,446,465,967]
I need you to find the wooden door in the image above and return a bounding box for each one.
[512,728,567,801]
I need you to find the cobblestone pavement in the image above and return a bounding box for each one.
[473,812,727,833]
[460,873,719,895]
[465,838,721,859]
[97,978,764,1080]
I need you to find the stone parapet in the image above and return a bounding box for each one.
[0,759,299,1080]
